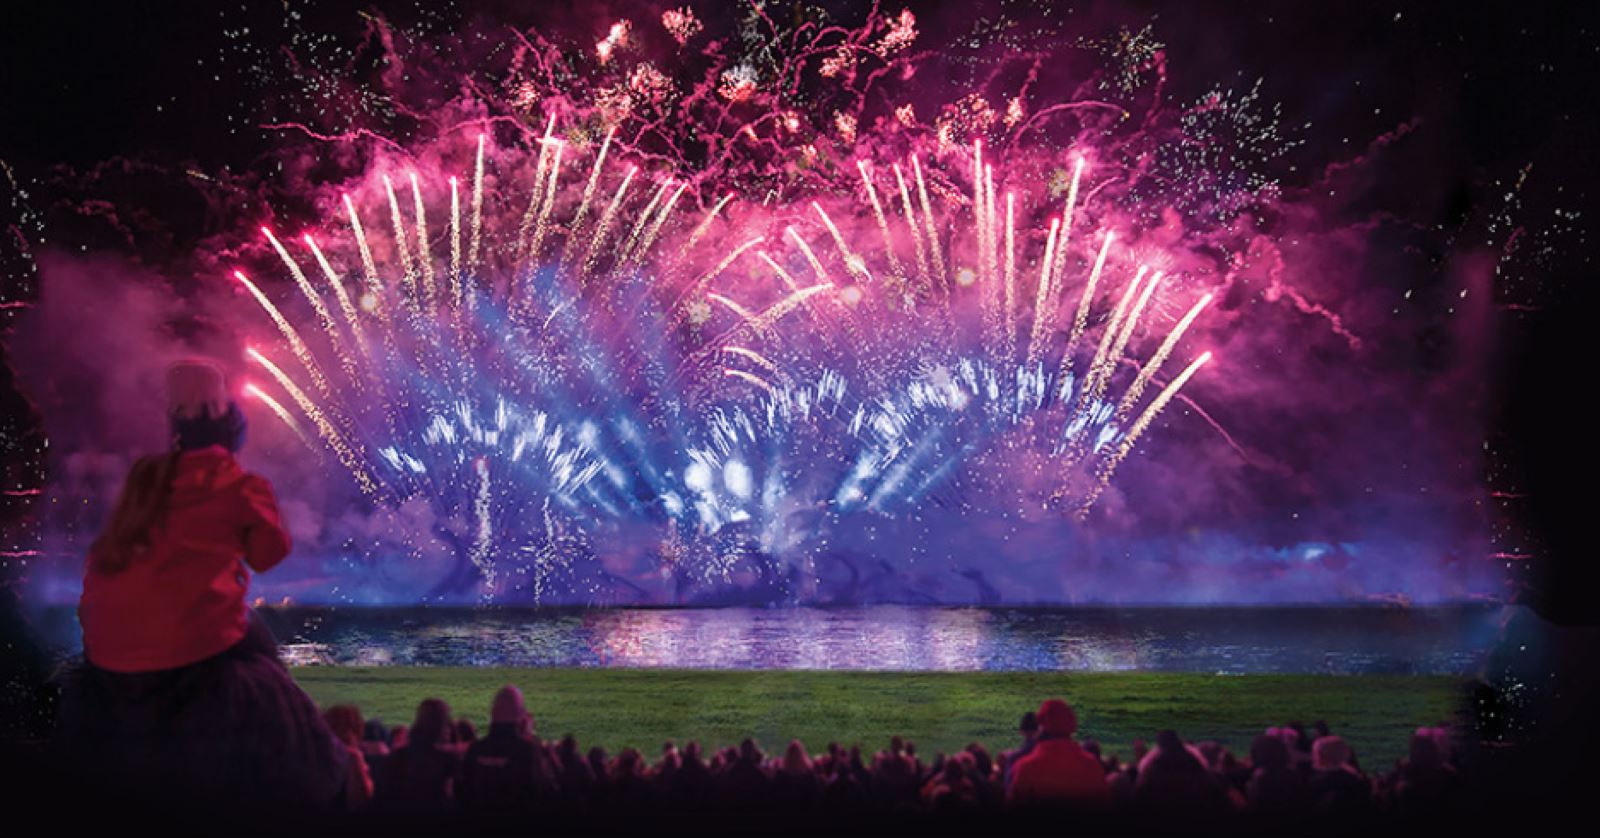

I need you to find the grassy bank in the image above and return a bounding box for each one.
[293,668,1464,768]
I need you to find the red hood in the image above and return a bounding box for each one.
[169,446,248,507]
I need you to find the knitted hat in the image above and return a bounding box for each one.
[1036,698,1078,737]
[167,360,230,419]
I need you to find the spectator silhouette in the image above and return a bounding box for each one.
[458,685,558,817]
[1006,699,1110,810]
[1134,730,1229,815]
[374,698,460,814]
[1307,735,1373,819]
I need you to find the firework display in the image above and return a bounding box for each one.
[211,6,1249,605]
[236,129,1213,602]
[7,3,1522,607]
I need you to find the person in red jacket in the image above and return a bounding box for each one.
[1005,698,1112,809]
[55,360,349,816]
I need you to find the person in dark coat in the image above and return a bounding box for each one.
[665,742,714,812]
[361,719,392,778]
[55,361,349,816]
[1000,711,1040,790]
[1134,730,1230,816]
[374,698,461,814]
[1246,733,1309,816]
[458,685,559,816]
[771,740,822,812]
[553,734,596,813]
[718,738,772,811]
[872,736,921,811]
[1307,736,1373,819]
[1391,729,1464,815]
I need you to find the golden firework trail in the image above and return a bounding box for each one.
[1065,231,1117,353]
[579,165,637,282]
[1080,350,1214,512]
[912,155,947,290]
[243,383,316,451]
[1026,216,1062,366]
[245,346,377,495]
[233,270,332,399]
[468,134,486,271]
[382,175,419,308]
[682,192,736,259]
[857,161,904,282]
[342,194,389,324]
[892,162,932,286]
[563,127,615,267]
[1079,265,1150,408]
[303,234,368,356]
[1117,292,1214,420]
[449,176,463,309]
[409,171,438,308]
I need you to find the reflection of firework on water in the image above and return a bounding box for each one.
[226,7,1272,603]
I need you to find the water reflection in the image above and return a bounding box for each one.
[225,605,1509,674]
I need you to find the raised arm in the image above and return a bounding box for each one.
[238,474,292,572]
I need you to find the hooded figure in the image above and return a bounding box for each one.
[1006,699,1111,809]
[458,685,561,815]
[57,360,350,815]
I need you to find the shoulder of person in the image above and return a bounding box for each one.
[234,470,277,494]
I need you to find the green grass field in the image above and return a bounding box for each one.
[293,668,1464,768]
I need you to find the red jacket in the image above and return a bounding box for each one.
[1007,737,1111,808]
[79,446,291,673]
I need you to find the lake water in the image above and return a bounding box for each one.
[226,604,1506,674]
